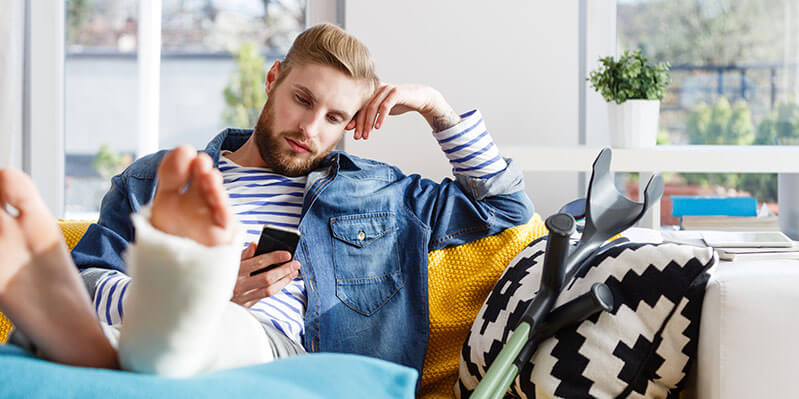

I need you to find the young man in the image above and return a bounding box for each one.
[0,23,533,377]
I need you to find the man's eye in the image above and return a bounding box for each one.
[327,114,340,123]
[295,94,310,105]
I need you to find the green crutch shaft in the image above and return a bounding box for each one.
[490,363,520,399]
[469,322,531,399]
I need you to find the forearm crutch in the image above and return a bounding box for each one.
[470,148,664,399]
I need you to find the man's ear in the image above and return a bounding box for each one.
[265,60,281,94]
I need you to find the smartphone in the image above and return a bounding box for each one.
[251,225,301,276]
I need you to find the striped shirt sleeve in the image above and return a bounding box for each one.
[433,109,507,178]
[91,272,131,326]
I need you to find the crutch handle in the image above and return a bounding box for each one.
[514,283,614,369]
[519,213,577,332]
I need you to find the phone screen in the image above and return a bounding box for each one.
[251,225,300,275]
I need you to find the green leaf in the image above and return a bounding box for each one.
[221,41,267,128]
[587,49,670,103]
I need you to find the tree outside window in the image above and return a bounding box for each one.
[617,0,799,218]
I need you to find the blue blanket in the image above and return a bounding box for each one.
[0,344,417,398]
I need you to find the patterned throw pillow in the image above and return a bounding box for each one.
[457,237,716,399]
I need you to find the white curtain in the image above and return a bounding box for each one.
[0,0,24,169]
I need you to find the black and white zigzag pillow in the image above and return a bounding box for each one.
[457,237,716,399]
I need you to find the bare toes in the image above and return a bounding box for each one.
[0,169,44,215]
[189,155,230,229]
[188,153,214,187]
[0,168,59,253]
[0,209,31,290]
[156,145,196,195]
[150,150,233,247]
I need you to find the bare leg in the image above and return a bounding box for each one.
[0,168,117,368]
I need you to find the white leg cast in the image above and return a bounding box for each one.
[118,208,271,377]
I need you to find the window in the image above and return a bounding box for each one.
[63,0,306,219]
[616,0,799,224]
[65,0,138,219]
[159,0,305,149]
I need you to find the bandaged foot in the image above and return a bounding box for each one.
[0,168,117,368]
[118,146,272,377]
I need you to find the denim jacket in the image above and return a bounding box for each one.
[71,128,534,377]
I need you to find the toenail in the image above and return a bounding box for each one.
[4,204,19,217]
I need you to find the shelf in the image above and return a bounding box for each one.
[503,145,799,173]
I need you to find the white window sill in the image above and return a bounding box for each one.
[504,145,799,229]
[504,145,799,173]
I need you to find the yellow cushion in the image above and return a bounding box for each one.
[0,220,93,344]
[57,220,94,251]
[420,215,548,398]
[0,309,10,345]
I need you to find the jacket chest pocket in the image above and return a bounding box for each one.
[329,212,404,316]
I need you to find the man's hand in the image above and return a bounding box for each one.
[231,242,301,308]
[347,83,461,140]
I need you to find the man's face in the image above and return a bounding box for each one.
[253,62,370,176]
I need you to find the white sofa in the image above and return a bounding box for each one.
[683,259,799,399]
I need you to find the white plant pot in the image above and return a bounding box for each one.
[607,99,660,148]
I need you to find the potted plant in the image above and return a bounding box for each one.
[588,50,670,148]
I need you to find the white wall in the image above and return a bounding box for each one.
[307,0,338,25]
[343,1,581,217]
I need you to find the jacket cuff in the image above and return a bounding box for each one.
[454,158,526,201]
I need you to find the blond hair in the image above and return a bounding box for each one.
[277,23,379,97]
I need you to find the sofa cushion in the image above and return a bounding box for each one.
[457,238,716,399]
[0,344,417,399]
[0,313,9,344]
[421,215,549,398]
[57,219,94,250]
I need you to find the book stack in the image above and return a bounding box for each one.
[662,230,799,261]
[668,195,799,261]
[713,246,799,261]
[709,235,799,261]
[671,195,779,231]
[679,215,779,231]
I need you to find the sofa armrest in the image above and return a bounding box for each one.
[686,259,799,399]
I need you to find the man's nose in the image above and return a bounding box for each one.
[298,112,324,140]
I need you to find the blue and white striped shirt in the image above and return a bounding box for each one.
[89,108,505,347]
[218,153,308,345]
[435,110,506,178]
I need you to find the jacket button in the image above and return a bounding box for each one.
[357,231,366,241]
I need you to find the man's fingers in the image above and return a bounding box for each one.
[233,271,299,305]
[233,287,273,307]
[234,260,300,295]
[241,298,260,308]
[239,250,292,275]
[375,87,399,131]
[355,108,367,140]
[363,85,393,139]
[241,242,256,260]
[345,119,356,131]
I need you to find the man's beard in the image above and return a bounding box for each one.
[253,96,337,177]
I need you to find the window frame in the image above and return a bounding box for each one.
[27,1,65,217]
[28,0,325,218]
[573,1,799,228]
